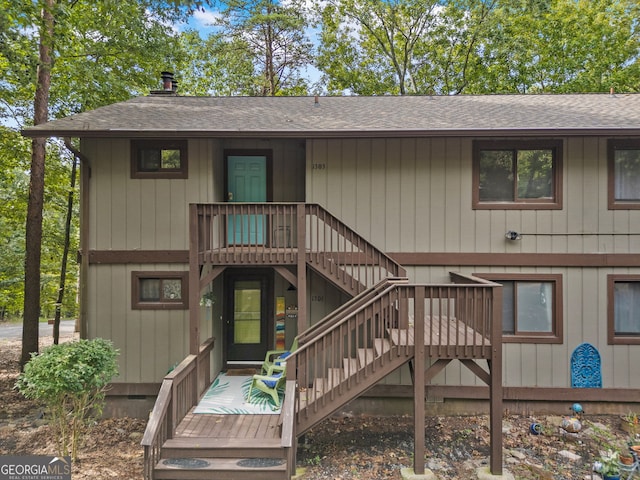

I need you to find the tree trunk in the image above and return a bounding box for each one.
[53,152,77,344]
[21,0,55,367]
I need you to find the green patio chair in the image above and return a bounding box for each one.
[248,364,286,408]
[261,337,298,374]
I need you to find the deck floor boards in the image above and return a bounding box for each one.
[390,316,489,347]
[175,410,281,439]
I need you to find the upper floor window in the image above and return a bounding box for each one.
[131,139,188,179]
[476,273,563,344]
[132,271,188,309]
[608,139,640,210]
[473,140,562,210]
[608,275,640,345]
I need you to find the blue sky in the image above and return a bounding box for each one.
[180,8,221,34]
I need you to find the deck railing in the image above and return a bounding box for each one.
[141,337,214,480]
[191,203,405,290]
[279,380,298,478]
[304,204,406,289]
[297,277,408,345]
[288,274,500,433]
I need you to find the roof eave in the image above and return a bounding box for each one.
[20,127,640,139]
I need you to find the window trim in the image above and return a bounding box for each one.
[472,139,563,210]
[131,139,188,179]
[607,274,640,345]
[608,138,640,210]
[132,271,189,310]
[476,273,563,344]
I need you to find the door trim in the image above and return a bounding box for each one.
[223,149,273,202]
[223,268,274,367]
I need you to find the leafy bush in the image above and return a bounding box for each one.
[16,338,119,460]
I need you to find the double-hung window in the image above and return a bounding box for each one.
[608,139,640,209]
[131,139,188,179]
[608,275,640,344]
[477,274,563,343]
[473,140,562,209]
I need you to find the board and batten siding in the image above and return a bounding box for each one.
[82,137,306,383]
[85,138,217,251]
[306,137,640,389]
[83,138,219,383]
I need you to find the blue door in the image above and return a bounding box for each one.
[227,155,267,244]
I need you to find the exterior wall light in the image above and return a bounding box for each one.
[505,230,522,240]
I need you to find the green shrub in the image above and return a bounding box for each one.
[16,338,119,460]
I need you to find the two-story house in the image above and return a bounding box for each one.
[23,91,640,479]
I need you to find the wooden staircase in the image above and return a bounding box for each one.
[295,299,414,435]
[143,203,503,479]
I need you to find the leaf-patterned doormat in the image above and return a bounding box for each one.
[193,372,283,415]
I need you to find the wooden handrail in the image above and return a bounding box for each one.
[141,337,215,480]
[297,277,408,344]
[288,275,500,433]
[278,380,297,478]
[304,203,406,286]
[193,203,406,291]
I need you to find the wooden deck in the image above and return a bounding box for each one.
[175,410,281,439]
[391,316,490,347]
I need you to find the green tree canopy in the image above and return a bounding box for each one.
[313,0,640,95]
[212,0,314,95]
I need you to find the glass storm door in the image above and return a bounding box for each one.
[227,278,268,362]
[227,155,267,244]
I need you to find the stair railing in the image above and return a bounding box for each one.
[287,274,499,434]
[304,204,406,290]
[192,203,405,290]
[297,277,408,345]
[141,337,214,480]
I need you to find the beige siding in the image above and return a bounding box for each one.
[307,137,640,389]
[87,264,189,383]
[84,137,305,383]
[87,138,218,251]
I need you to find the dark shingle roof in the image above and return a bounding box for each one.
[22,93,640,138]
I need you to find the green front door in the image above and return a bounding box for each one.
[227,155,267,244]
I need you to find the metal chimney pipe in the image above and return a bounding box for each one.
[161,71,174,91]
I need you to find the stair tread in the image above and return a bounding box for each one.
[156,457,287,471]
[343,358,358,377]
[154,456,288,478]
[164,437,281,449]
[374,338,391,355]
[357,348,375,367]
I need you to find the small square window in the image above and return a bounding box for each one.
[131,140,188,179]
[473,140,562,210]
[476,273,563,343]
[132,271,188,309]
[608,139,640,209]
[608,275,640,344]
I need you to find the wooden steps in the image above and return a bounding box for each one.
[162,437,283,458]
[154,456,287,480]
[155,414,289,480]
[154,317,417,478]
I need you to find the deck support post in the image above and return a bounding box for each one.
[296,204,307,334]
[413,286,426,475]
[188,204,200,355]
[489,285,503,475]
